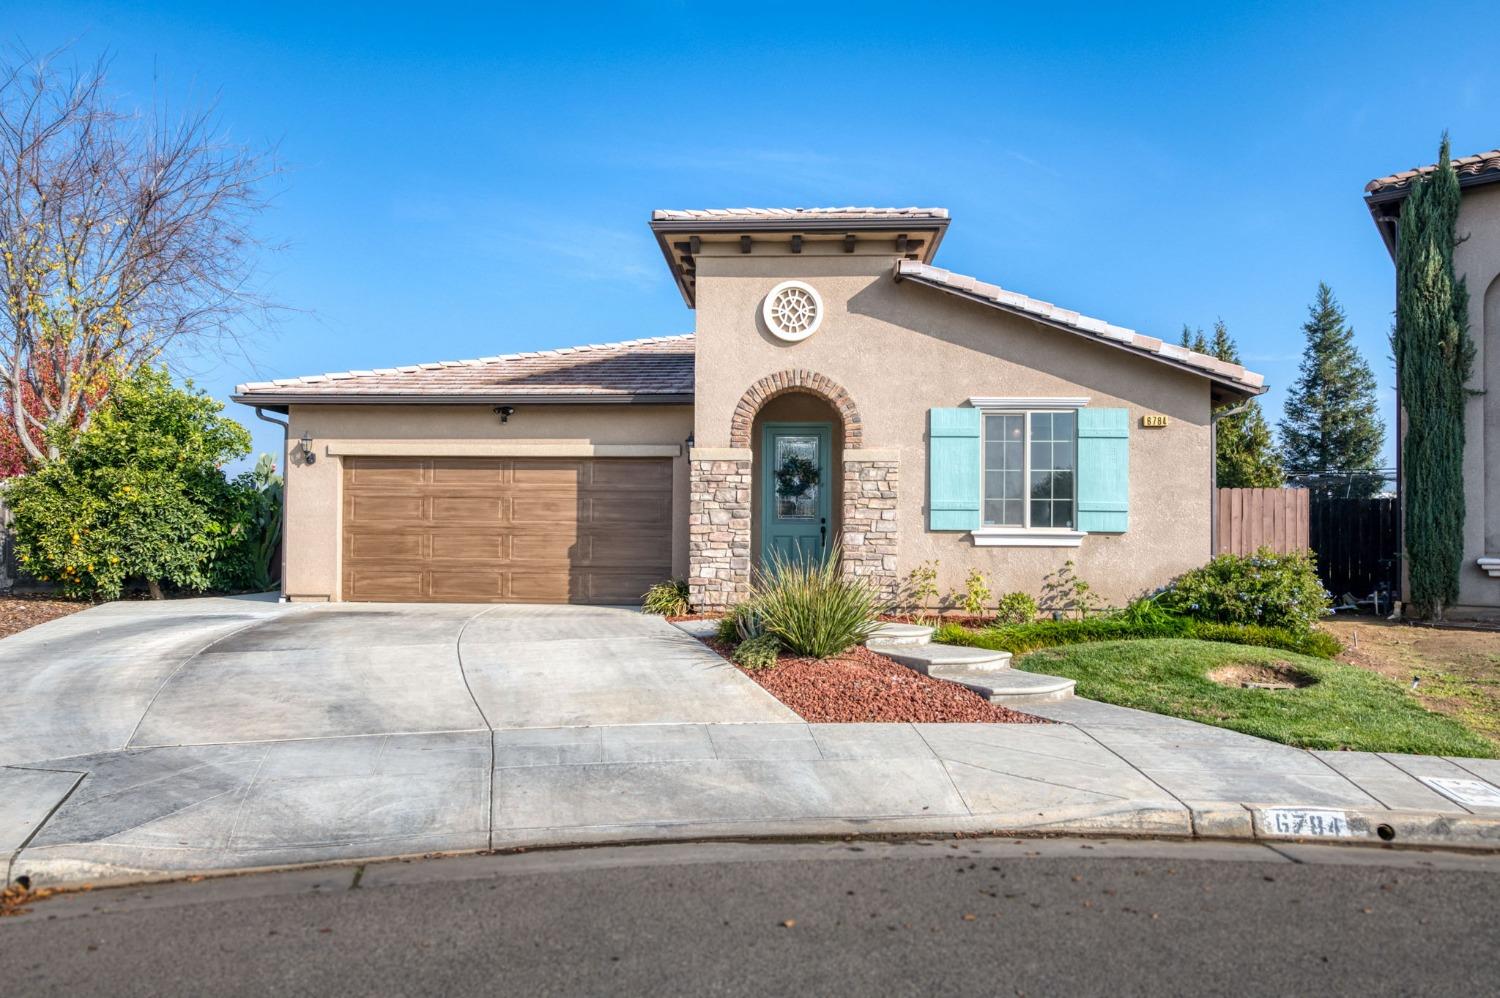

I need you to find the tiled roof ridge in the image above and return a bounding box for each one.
[895,260,1265,392]
[1365,148,1500,195]
[235,334,694,394]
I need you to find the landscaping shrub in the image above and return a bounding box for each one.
[749,544,883,658]
[899,559,940,621]
[1040,560,1103,618]
[732,632,781,670]
[1159,548,1330,632]
[208,454,283,594]
[641,578,691,616]
[937,612,1340,660]
[6,367,255,600]
[994,591,1038,626]
[716,602,765,645]
[949,567,992,619]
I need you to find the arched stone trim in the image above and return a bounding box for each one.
[730,370,863,448]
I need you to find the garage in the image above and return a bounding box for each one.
[341,456,672,603]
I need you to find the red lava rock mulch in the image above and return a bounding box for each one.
[666,613,724,622]
[704,639,1048,725]
[0,595,88,640]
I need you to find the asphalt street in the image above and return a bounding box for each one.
[3,837,1497,997]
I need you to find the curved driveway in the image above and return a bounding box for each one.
[6,598,1495,889]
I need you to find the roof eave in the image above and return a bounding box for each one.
[894,270,1266,401]
[230,392,695,408]
[650,216,950,307]
[1363,167,1500,261]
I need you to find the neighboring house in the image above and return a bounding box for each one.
[233,207,1265,608]
[1365,150,1500,619]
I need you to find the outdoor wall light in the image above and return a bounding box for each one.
[298,431,317,465]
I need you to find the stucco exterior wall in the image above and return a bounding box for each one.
[1455,185,1500,611]
[691,252,1215,606]
[280,404,692,601]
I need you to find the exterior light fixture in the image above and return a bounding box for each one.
[494,405,515,423]
[298,431,317,465]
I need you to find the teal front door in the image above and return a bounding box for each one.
[760,422,832,567]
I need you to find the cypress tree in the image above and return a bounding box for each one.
[1278,283,1386,496]
[1394,136,1475,619]
[1184,321,1284,488]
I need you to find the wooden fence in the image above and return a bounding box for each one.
[1309,494,1400,600]
[1213,487,1310,556]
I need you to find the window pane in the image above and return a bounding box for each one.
[1054,501,1074,529]
[773,434,819,520]
[1031,499,1052,528]
[1031,412,1052,439]
[1031,440,1050,470]
[1053,411,1075,439]
[983,413,1023,526]
[1053,470,1074,501]
[1031,471,1052,500]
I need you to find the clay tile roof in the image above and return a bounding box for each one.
[1365,149,1500,199]
[650,206,948,222]
[234,335,695,402]
[894,260,1266,396]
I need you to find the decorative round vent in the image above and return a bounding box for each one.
[762,281,824,342]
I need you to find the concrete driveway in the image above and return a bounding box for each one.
[1,597,794,762]
[6,597,1499,888]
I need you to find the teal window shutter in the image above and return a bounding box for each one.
[928,407,980,531]
[1077,408,1129,533]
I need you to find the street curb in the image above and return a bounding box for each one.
[11,803,1500,891]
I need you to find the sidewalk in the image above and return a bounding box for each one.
[7,696,1499,888]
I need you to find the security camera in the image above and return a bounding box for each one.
[494,405,516,423]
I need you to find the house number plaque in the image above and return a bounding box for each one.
[1140,414,1168,428]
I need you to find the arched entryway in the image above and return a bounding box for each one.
[750,391,846,569]
[688,370,898,609]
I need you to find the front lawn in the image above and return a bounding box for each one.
[1015,638,1495,757]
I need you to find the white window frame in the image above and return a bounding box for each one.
[971,398,1087,548]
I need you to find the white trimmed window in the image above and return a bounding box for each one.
[982,409,1077,530]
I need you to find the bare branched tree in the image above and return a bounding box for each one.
[0,49,276,465]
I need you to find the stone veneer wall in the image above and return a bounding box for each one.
[689,448,900,610]
[840,454,900,601]
[688,453,753,610]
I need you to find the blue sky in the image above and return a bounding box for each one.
[10,1,1497,466]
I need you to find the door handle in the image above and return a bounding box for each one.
[820,517,827,548]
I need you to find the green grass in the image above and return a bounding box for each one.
[1015,638,1496,757]
[936,616,1341,659]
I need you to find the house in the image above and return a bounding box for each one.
[1365,150,1500,619]
[233,207,1266,608]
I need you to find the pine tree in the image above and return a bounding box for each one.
[1395,136,1476,619]
[1184,321,1284,488]
[1278,283,1386,497]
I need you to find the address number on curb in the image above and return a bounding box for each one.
[1264,808,1359,838]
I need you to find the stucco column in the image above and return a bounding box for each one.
[688,448,753,609]
[841,449,900,601]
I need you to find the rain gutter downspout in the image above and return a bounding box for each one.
[253,407,291,602]
[1209,400,1253,555]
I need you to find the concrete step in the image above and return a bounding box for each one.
[866,622,936,646]
[865,639,1011,674]
[940,669,1077,705]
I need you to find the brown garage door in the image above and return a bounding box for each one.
[341,456,672,603]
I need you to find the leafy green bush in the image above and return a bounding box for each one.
[949,567,992,618]
[749,544,884,658]
[208,454,283,593]
[994,591,1038,626]
[641,578,691,616]
[937,611,1340,660]
[1040,559,1104,618]
[732,632,781,670]
[7,367,253,599]
[899,559,940,620]
[1159,548,1330,633]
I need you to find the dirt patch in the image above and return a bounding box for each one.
[702,638,1047,724]
[1323,617,1500,748]
[0,594,88,639]
[1207,661,1316,690]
